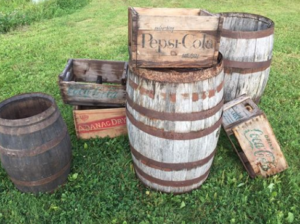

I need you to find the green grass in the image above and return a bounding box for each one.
[0,0,299,223]
[0,0,91,33]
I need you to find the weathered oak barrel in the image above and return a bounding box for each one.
[0,93,72,193]
[219,13,274,103]
[126,54,224,193]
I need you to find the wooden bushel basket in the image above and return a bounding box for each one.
[58,59,128,107]
[127,53,224,193]
[222,95,288,178]
[128,7,223,68]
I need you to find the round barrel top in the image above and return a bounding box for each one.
[0,92,57,127]
[219,12,274,39]
[129,53,223,83]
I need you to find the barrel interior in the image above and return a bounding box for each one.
[0,97,52,120]
[222,13,273,32]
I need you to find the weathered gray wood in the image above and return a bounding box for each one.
[222,96,288,178]
[59,82,126,106]
[219,13,274,103]
[0,93,72,193]
[127,55,224,193]
[58,59,128,106]
[222,95,263,134]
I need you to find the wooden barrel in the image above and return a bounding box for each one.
[0,93,72,193]
[219,13,274,103]
[126,54,224,193]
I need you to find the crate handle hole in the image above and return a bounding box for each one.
[245,103,253,112]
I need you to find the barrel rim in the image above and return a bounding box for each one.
[0,92,57,127]
[129,53,223,83]
[218,12,274,39]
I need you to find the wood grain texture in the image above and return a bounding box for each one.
[219,13,274,103]
[0,93,72,193]
[133,7,202,16]
[222,96,288,178]
[58,59,127,106]
[73,107,127,139]
[127,58,224,193]
[128,7,223,68]
[222,96,263,134]
[233,115,288,177]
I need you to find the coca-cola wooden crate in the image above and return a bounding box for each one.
[128,7,223,68]
[73,106,127,139]
[58,59,127,107]
[222,95,288,178]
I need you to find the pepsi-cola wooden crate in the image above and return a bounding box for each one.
[128,7,223,68]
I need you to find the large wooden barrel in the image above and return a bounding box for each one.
[126,54,224,193]
[0,93,72,193]
[219,13,274,103]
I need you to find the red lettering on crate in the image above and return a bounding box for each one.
[78,116,126,134]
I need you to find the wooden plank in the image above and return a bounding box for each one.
[59,82,126,106]
[199,9,214,16]
[233,115,288,177]
[138,16,220,31]
[59,59,73,81]
[133,7,201,16]
[72,60,126,83]
[223,94,250,111]
[222,96,263,133]
[73,107,127,139]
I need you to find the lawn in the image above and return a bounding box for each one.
[0,0,299,223]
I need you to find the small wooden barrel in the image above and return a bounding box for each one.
[219,13,274,103]
[0,93,72,193]
[127,54,224,193]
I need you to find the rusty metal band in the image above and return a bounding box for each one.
[126,109,222,140]
[224,62,271,74]
[223,59,272,69]
[128,78,154,99]
[136,172,207,194]
[0,126,68,157]
[0,110,60,135]
[128,76,224,101]
[10,160,71,187]
[127,95,223,121]
[131,144,216,171]
[134,163,210,187]
[221,26,274,39]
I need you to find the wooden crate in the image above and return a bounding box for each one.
[222,95,288,178]
[128,7,223,68]
[73,106,127,139]
[58,59,127,107]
